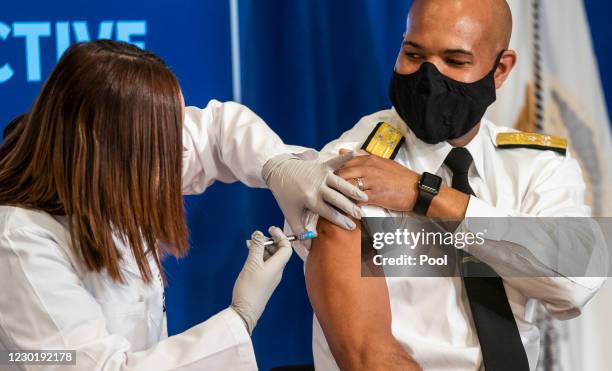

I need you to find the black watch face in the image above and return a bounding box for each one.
[420,172,442,195]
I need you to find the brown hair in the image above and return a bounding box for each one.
[0,40,189,284]
[2,113,27,140]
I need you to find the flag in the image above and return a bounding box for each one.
[484,1,612,370]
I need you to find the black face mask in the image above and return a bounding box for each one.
[389,54,502,144]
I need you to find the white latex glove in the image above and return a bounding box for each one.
[231,226,292,335]
[262,152,368,233]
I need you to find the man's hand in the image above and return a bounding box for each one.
[334,149,420,212]
[263,152,368,232]
[334,149,470,218]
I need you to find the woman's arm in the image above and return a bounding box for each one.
[181,100,313,194]
[305,218,421,371]
[180,100,365,230]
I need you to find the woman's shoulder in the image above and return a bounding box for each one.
[0,206,69,244]
[0,206,82,273]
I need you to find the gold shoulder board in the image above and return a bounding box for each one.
[361,122,405,160]
[496,132,567,155]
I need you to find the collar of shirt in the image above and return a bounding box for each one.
[399,117,488,180]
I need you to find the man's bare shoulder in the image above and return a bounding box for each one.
[317,217,358,238]
[293,214,363,262]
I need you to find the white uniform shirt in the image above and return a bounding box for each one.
[298,109,606,371]
[0,100,311,371]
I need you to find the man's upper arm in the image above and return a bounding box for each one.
[306,218,419,370]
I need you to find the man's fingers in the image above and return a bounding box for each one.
[325,151,356,170]
[321,186,364,220]
[334,166,368,184]
[326,173,368,201]
[338,154,375,169]
[315,202,356,230]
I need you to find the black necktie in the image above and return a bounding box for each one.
[444,148,530,371]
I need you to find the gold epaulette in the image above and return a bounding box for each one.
[496,132,567,155]
[361,122,405,160]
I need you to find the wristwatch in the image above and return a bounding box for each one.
[413,172,442,215]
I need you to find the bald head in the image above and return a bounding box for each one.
[408,0,512,57]
[395,0,516,85]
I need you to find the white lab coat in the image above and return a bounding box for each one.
[294,109,606,371]
[0,100,312,371]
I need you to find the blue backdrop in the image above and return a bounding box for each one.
[1,1,611,369]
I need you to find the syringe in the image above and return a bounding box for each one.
[263,230,317,246]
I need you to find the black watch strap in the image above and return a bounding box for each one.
[413,189,435,215]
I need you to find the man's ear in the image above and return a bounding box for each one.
[494,49,517,90]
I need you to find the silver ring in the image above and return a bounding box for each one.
[356,177,365,191]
